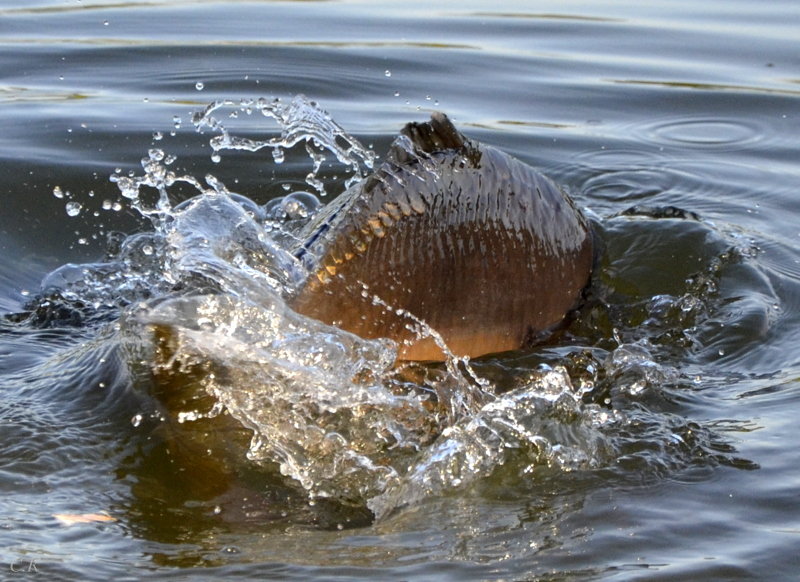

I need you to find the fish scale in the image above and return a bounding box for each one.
[291,113,594,360]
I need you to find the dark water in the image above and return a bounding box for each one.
[2,1,800,580]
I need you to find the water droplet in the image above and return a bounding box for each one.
[53,186,64,199]
[152,131,163,141]
[142,244,154,256]
[103,20,109,26]
[131,414,143,428]
[393,91,400,97]
[195,81,205,91]
[384,69,392,77]
[65,201,82,217]
[172,115,182,129]
[211,152,221,163]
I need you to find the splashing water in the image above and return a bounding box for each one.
[29,95,757,521]
[191,95,375,194]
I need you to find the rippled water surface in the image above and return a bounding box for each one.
[2,1,800,580]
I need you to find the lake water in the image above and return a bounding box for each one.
[2,0,800,580]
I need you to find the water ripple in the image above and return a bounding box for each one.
[630,116,765,151]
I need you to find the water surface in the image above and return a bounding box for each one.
[1,1,800,580]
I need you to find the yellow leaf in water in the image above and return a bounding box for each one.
[53,513,117,526]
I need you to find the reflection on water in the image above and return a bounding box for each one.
[611,78,800,97]
[2,0,800,579]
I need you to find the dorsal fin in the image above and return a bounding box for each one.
[400,112,467,153]
[363,113,471,193]
[383,112,467,167]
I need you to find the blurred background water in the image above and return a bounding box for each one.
[1,0,800,580]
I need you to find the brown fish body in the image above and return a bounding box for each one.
[290,113,593,361]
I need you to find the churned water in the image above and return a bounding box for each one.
[1,1,800,580]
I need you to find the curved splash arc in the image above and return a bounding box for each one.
[191,95,376,195]
[289,112,594,361]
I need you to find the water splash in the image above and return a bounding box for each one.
[26,95,759,522]
[98,97,619,515]
[191,95,376,195]
[368,366,619,519]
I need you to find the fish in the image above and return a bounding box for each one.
[136,113,595,516]
[290,112,594,360]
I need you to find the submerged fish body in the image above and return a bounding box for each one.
[290,113,594,360]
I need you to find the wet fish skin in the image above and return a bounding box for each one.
[291,113,594,361]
